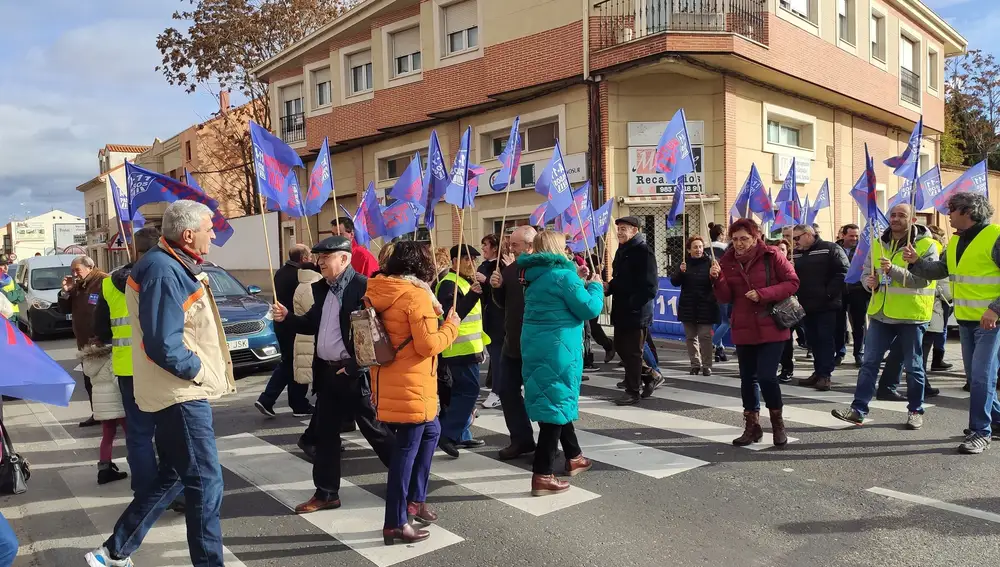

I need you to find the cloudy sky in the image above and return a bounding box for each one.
[0,1,994,226]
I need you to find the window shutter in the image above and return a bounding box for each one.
[444,0,477,34]
[313,67,331,85]
[348,50,372,69]
[281,83,302,102]
[900,37,914,71]
[393,27,421,57]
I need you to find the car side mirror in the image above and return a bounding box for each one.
[247,285,262,295]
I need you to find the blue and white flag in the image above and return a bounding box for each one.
[490,117,522,191]
[745,164,773,224]
[353,182,386,247]
[655,109,696,183]
[389,152,425,206]
[813,179,831,211]
[775,158,801,223]
[846,209,890,284]
[249,120,305,217]
[0,316,75,406]
[305,138,334,216]
[110,175,145,237]
[889,165,940,211]
[884,118,923,179]
[382,201,419,239]
[592,199,614,237]
[931,160,989,214]
[443,127,474,209]
[126,161,234,246]
[535,141,574,215]
[422,130,449,228]
[804,195,817,226]
[666,178,685,228]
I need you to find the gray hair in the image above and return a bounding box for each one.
[792,224,816,235]
[71,255,96,269]
[288,243,311,263]
[133,227,161,254]
[161,200,213,242]
[512,225,537,244]
[948,192,995,223]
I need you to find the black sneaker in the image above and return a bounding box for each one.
[292,405,315,418]
[876,390,907,402]
[79,415,99,428]
[831,407,864,425]
[254,400,277,418]
[641,373,664,399]
[458,438,486,448]
[930,361,954,371]
[962,427,1000,440]
[614,393,640,406]
[778,370,793,384]
[97,462,128,485]
[616,380,626,389]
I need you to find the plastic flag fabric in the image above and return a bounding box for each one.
[775,158,801,223]
[562,182,592,227]
[443,127,474,209]
[534,141,574,215]
[845,208,889,284]
[666,178,685,228]
[389,152,425,205]
[354,182,386,247]
[305,138,335,216]
[567,218,595,253]
[931,160,989,214]
[249,120,305,217]
[383,201,419,239]
[884,118,923,179]
[850,169,869,213]
[804,196,817,226]
[745,164,773,224]
[813,179,831,211]
[490,116,522,191]
[109,176,144,243]
[126,161,234,246]
[423,130,449,228]
[771,200,798,230]
[654,109,696,183]
[592,199,614,237]
[0,316,75,406]
[889,165,940,211]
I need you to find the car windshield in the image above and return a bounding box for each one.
[205,269,248,297]
[31,266,72,291]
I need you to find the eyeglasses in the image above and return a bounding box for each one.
[792,235,805,242]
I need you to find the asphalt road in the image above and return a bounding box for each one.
[3,336,1000,567]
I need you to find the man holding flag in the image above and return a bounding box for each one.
[905,191,1000,454]
[333,217,379,277]
[831,203,935,430]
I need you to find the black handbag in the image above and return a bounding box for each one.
[763,257,806,330]
[0,420,29,495]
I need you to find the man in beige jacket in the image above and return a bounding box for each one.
[86,200,235,567]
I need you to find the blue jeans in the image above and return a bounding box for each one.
[384,419,440,528]
[0,512,18,566]
[851,320,926,416]
[712,304,731,347]
[486,343,504,395]
[878,339,903,394]
[118,376,158,495]
[958,323,1000,437]
[440,362,480,443]
[642,343,660,372]
[257,359,309,412]
[804,311,837,376]
[735,341,785,411]
[104,400,224,566]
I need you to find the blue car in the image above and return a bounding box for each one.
[203,263,281,374]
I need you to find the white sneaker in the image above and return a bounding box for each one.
[86,547,134,566]
[481,392,502,409]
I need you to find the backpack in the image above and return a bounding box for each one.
[350,297,412,367]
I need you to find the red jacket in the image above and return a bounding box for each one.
[713,241,799,346]
[351,240,379,277]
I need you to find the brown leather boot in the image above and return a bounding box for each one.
[531,474,570,496]
[564,455,593,477]
[814,377,832,391]
[732,411,763,446]
[797,373,820,387]
[383,523,430,545]
[407,502,437,524]
[769,408,788,446]
[294,496,341,514]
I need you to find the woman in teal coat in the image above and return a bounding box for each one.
[519,231,605,497]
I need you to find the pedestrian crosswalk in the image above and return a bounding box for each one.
[15,362,955,567]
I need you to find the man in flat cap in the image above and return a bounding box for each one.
[272,236,393,514]
[608,216,660,405]
[434,244,487,457]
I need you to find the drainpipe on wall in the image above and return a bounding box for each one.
[582,0,590,81]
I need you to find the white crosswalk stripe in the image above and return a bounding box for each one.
[217,433,464,567]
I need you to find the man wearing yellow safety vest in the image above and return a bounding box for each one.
[434,244,488,458]
[0,255,24,324]
[832,204,936,430]
[93,227,183,511]
[906,192,1000,454]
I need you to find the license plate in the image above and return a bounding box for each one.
[65,314,72,321]
[227,339,249,351]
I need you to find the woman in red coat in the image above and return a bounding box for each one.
[711,219,800,447]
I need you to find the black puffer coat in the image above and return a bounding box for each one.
[669,255,718,324]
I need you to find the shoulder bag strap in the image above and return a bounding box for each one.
[361,295,415,354]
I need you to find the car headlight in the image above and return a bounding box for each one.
[31,298,51,310]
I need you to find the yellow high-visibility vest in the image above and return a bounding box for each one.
[948,224,1000,322]
[102,277,133,376]
[867,235,937,321]
[435,272,489,358]
[1,280,18,314]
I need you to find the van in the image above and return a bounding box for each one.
[14,254,78,339]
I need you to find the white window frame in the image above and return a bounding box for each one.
[271,75,307,148]
[340,41,375,103]
[898,23,923,112]
[836,0,857,53]
[382,16,423,88]
[868,3,888,69]
[374,139,435,190]
[304,60,333,116]
[761,103,816,160]
[927,45,940,95]
[433,0,483,69]
[777,0,819,35]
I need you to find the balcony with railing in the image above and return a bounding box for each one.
[900,67,921,106]
[280,112,306,144]
[593,0,768,50]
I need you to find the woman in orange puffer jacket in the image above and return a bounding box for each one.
[366,241,460,546]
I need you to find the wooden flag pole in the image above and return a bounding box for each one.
[452,205,468,312]
[495,177,515,276]
[257,193,278,301]
[571,199,596,276]
[115,213,133,264]
[698,197,714,263]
